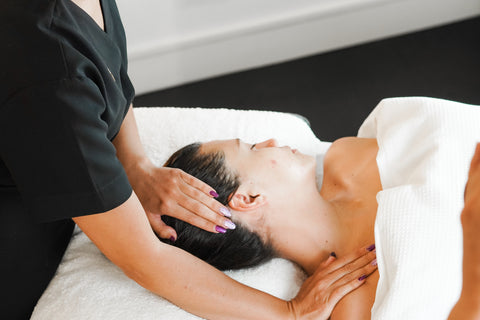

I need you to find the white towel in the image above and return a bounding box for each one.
[358,97,480,320]
[32,99,480,319]
[32,107,327,320]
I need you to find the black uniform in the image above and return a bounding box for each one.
[0,0,134,318]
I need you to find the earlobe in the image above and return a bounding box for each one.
[228,193,267,212]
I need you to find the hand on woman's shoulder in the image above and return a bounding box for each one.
[330,270,378,320]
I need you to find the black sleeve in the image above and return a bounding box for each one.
[0,76,132,222]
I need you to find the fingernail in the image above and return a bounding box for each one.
[371,259,377,266]
[358,275,367,281]
[210,190,219,198]
[330,252,337,258]
[215,226,227,233]
[224,220,236,230]
[367,244,376,252]
[170,236,176,242]
[219,207,231,217]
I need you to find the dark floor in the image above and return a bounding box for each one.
[134,16,480,141]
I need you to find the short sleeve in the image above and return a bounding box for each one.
[0,77,132,222]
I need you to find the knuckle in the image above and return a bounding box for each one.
[168,168,182,181]
[330,287,343,300]
[160,199,175,212]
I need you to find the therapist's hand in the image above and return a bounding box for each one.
[129,160,234,240]
[290,245,378,320]
[112,107,233,241]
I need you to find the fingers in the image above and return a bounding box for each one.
[328,254,378,289]
[317,245,377,286]
[289,246,377,319]
[326,274,368,311]
[178,170,221,202]
[146,211,178,240]
[317,244,376,278]
[161,169,235,233]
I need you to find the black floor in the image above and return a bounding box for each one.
[134,16,480,142]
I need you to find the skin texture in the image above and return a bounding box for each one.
[202,137,382,319]
[73,107,378,320]
[449,143,480,320]
[72,2,479,317]
[68,2,379,318]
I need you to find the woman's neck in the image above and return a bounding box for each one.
[271,138,381,275]
[275,194,374,275]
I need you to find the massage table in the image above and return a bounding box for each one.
[32,97,480,319]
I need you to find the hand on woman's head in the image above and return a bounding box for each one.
[161,142,276,270]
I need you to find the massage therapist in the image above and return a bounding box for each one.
[0,1,377,318]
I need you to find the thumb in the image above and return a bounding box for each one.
[146,211,178,241]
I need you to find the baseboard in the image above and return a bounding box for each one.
[124,0,480,95]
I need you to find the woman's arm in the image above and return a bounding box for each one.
[73,193,289,320]
[105,105,379,319]
[73,192,378,320]
[329,268,378,320]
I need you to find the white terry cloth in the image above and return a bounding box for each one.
[358,97,480,320]
[32,99,480,320]
[32,107,330,320]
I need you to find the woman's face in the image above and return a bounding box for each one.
[201,138,317,194]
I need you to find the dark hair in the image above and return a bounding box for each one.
[162,143,275,270]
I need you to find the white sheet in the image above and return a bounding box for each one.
[32,107,328,320]
[358,97,480,320]
[32,98,480,319]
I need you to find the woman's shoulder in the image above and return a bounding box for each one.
[330,270,379,320]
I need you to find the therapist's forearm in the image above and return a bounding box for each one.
[74,194,292,320]
[140,245,292,320]
[110,107,291,319]
[113,104,152,175]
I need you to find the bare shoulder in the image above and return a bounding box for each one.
[330,270,379,320]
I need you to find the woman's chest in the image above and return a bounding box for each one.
[320,137,382,203]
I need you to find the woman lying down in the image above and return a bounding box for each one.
[160,98,480,320]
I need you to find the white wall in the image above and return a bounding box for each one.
[116,0,480,95]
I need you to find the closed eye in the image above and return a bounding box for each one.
[250,143,257,150]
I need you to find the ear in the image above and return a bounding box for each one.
[228,191,267,212]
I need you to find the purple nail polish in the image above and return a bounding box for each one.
[210,190,219,198]
[367,244,376,252]
[219,207,231,217]
[215,226,227,233]
[170,236,176,242]
[358,275,367,281]
[330,252,337,258]
[371,259,377,266]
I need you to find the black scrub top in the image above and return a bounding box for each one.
[0,0,134,317]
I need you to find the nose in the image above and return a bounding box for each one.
[255,139,279,149]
